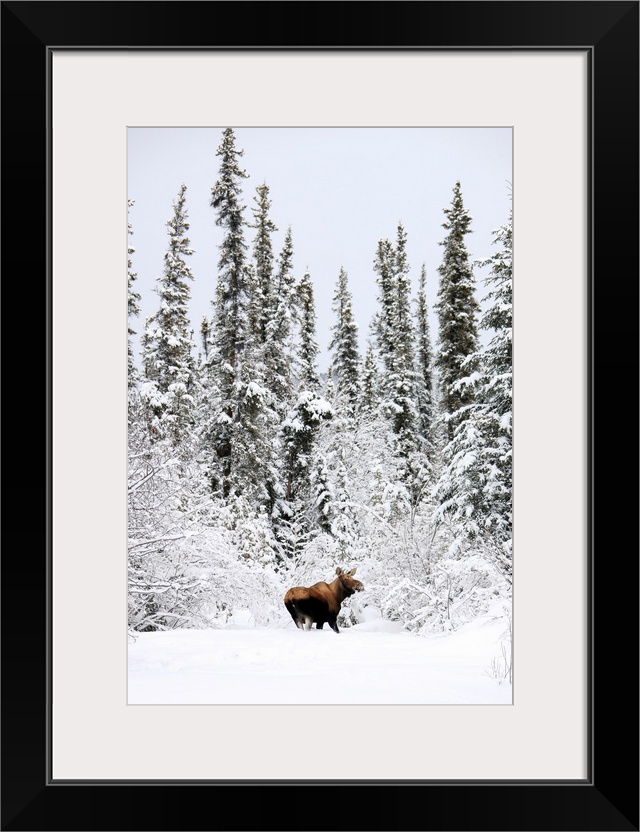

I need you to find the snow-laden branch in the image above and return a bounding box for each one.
[335,499,396,536]
[127,457,181,494]
[127,533,186,550]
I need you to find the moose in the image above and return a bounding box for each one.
[284,567,364,634]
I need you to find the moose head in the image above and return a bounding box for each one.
[334,566,364,598]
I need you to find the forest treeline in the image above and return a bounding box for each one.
[128,127,512,635]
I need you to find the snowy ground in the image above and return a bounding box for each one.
[128,608,512,705]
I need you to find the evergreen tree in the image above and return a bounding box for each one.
[251,200,296,437]
[435,181,480,442]
[435,211,512,576]
[210,127,251,364]
[389,223,419,461]
[415,263,435,450]
[140,184,195,444]
[360,343,380,415]
[267,227,297,408]
[311,454,334,534]
[329,267,361,417]
[205,130,283,510]
[210,126,250,367]
[280,268,332,544]
[281,393,333,506]
[476,214,512,567]
[296,270,320,390]
[250,183,277,344]
[208,127,251,496]
[200,317,211,360]
[127,199,141,387]
[331,459,361,561]
[371,226,418,444]
[371,237,397,384]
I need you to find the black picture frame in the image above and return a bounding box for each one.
[2,2,638,830]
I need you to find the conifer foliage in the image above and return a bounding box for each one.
[415,263,435,451]
[434,212,513,575]
[140,184,195,445]
[329,267,361,417]
[208,128,270,501]
[435,181,481,441]
[127,199,141,388]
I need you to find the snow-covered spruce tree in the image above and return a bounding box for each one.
[199,317,213,361]
[210,127,251,369]
[435,212,513,577]
[296,269,321,390]
[279,269,332,551]
[478,213,512,544]
[360,342,380,416]
[478,216,512,556]
[434,181,481,443]
[247,183,291,519]
[389,223,421,464]
[249,183,277,342]
[283,264,328,496]
[371,225,424,503]
[371,237,397,385]
[310,453,334,534]
[127,199,141,389]
[372,228,420,454]
[356,341,396,522]
[415,263,436,454]
[208,128,276,507]
[139,184,196,446]
[266,227,297,409]
[208,127,250,497]
[331,460,361,560]
[329,267,361,418]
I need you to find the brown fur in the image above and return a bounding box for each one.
[284,567,364,634]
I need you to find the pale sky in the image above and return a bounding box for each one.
[128,127,512,372]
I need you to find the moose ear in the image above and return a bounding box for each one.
[336,567,343,575]
[347,568,356,576]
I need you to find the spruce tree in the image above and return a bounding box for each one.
[200,317,211,360]
[389,223,419,461]
[208,127,251,496]
[435,211,512,575]
[477,213,512,563]
[435,181,480,441]
[296,270,321,390]
[210,127,250,370]
[331,460,361,562]
[372,227,420,458]
[250,183,277,344]
[268,227,297,407]
[280,268,331,534]
[329,267,361,417]
[371,238,397,385]
[311,454,334,534]
[127,199,141,388]
[360,343,380,415]
[415,263,435,450]
[140,184,195,444]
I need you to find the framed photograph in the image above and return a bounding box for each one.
[3,2,637,830]
[125,123,515,707]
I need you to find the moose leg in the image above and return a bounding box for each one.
[285,600,303,629]
[316,621,324,630]
[303,617,314,631]
[328,617,340,634]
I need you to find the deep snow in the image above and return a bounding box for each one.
[128,608,512,705]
